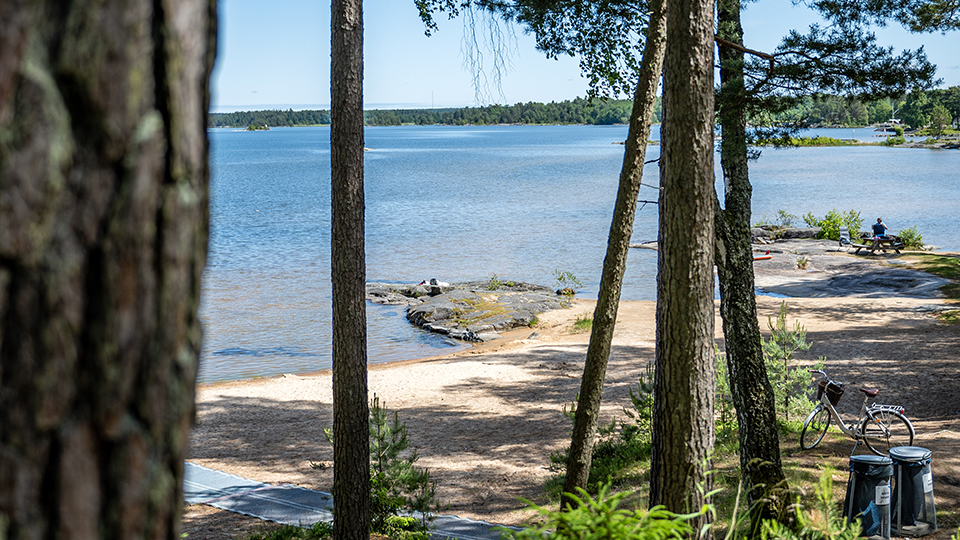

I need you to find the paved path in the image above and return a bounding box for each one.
[184,462,519,540]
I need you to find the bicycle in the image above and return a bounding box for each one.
[800,369,915,456]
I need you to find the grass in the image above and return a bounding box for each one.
[896,252,960,303]
[572,315,593,333]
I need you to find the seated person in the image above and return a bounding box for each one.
[872,218,888,238]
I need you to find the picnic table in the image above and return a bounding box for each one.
[852,235,905,254]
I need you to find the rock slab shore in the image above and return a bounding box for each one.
[367,281,571,342]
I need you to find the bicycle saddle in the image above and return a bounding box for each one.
[859,387,879,397]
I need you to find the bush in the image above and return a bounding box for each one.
[763,301,823,422]
[246,522,333,540]
[554,270,584,296]
[507,483,695,540]
[319,396,439,538]
[550,367,655,495]
[884,135,906,146]
[776,210,798,227]
[760,470,861,540]
[897,225,923,248]
[802,210,863,241]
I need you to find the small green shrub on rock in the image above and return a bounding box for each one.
[803,210,863,241]
[554,270,584,296]
[884,135,906,146]
[897,225,923,249]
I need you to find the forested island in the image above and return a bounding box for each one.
[209,86,960,131]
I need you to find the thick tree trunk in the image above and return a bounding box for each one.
[715,0,789,528]
[331,0,370,539]
[560,0,668,508]
[650,0,715,530]
[0,0,215,538]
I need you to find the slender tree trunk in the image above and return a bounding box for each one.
[331,0,370,539]
[0,0,215,538]
[715,0,789,528]
[650,0,715,530]
[560,0,668,508]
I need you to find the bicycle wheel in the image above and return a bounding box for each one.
[800,405,831,450]
[861,409,914,456]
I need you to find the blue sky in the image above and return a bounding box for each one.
[210,0,959,112]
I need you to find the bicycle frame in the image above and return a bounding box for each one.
[815,388,872,439]
[809,370,907,452]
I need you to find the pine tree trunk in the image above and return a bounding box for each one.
[560,0,668,508]
[0,0,215,538]
[331,0,370,538]
[650,0,715,530]
[715,0,789,527]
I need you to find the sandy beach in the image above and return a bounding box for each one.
[185,244,960,539]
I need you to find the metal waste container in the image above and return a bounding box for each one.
[890,446,937,537]
[844,455,892,539]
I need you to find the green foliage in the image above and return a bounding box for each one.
[755,210,799,228]
[487,274,503,291]
[776,210,799,227]
[937,310,960,324]
[898,253,960,300]
[368,396,439,534]
[763,302,822,422]
[883,135,907,145]
[551,367,655,496]
[893,125,905,136]
[208,98,658,128]
[208,87,960,130]
[623,365,656,448]
[554,270,585,296]
[210,109,331,128]
[508,483,695,540]
[318,396,439,537]
[929,103,952,137]
[802,210,863,241]
[759,470,861,540]
[796,255,810,270]
[573,315,593,333]
[713,348,738,441]
[897,225,924,248]
[246,521,332,540]
[759,136,857,146]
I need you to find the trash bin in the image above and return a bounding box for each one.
[890,446,937,537]
[844,455,893,539]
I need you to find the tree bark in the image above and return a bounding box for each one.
[331,0,370,539]
[650,0,715,530]
[560,0,668,509]
[715,0,789,528]
[0,0,215,538]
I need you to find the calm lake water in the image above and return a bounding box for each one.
[199,125,960,384]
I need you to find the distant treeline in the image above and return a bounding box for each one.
[208,97,653,128]
[765,87,960,129]
[208,109,331,128]
[209,86,959,130]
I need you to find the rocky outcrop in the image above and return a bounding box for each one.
[366,281,571,342]
[752,225,820,242]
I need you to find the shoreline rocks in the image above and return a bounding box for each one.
[366,280,571,342]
